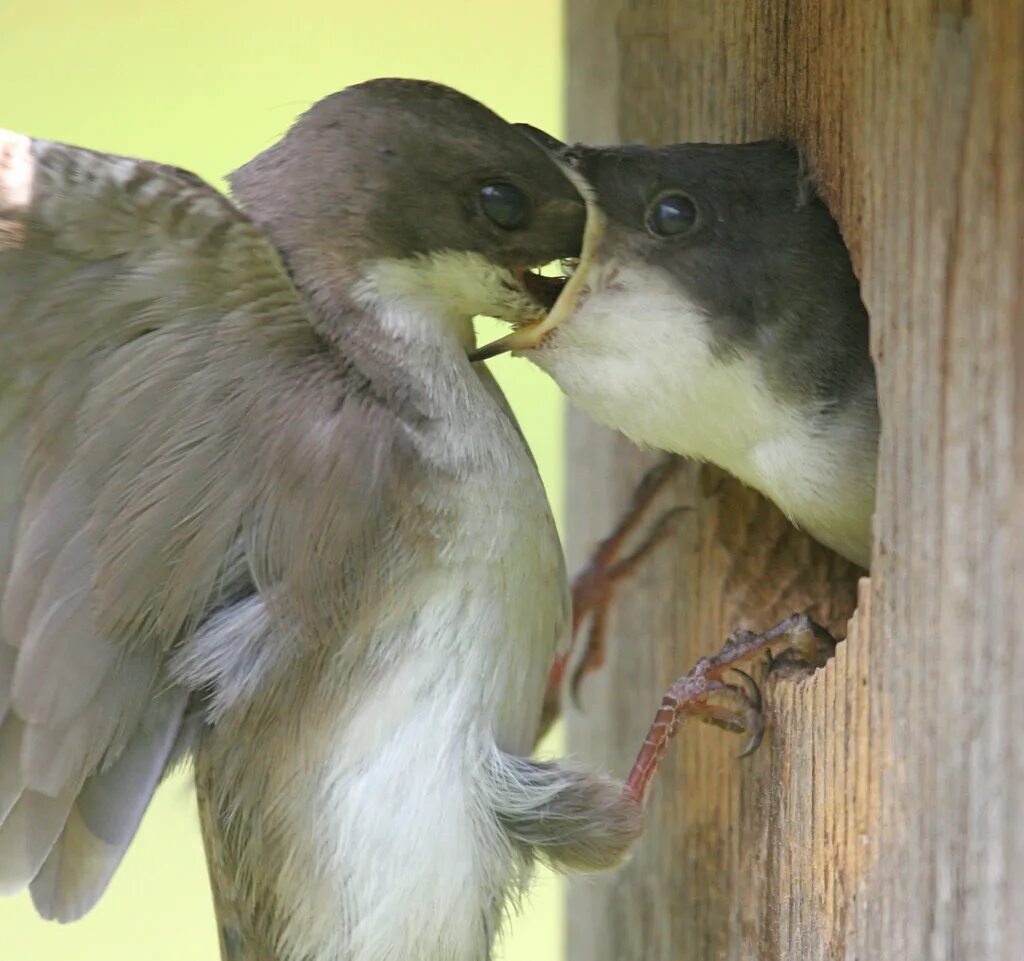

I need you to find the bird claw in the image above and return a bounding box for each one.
[728,669,765,759]
[625,612,839,803]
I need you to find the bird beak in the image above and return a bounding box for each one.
[470,162,605,363]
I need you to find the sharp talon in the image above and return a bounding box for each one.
[626,610,841,793]
[729,667,762,712]
[725,668,764,758]
[737,722,765,759]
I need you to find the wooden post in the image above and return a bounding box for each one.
[564,2,1023,960]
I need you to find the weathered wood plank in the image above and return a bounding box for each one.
[565,2,1023,959]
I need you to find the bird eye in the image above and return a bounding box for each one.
[479,182,530,230]
[647,192,698,237]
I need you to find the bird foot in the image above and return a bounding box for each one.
[625,612,839,804]
[538,456,686,739]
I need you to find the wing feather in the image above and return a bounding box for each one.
[30,686,189,922]
[0,786,77,895]
[0,130,414,917]
[0,717,24,822]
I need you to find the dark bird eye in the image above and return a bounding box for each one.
[647,192,698,237]
[479,182,530,230]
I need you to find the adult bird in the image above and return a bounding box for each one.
[0,80,645,960]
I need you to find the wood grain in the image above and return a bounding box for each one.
[564,1,1023,959]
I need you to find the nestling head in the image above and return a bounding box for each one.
[478,136,871,458]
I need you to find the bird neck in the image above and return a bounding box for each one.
[280,252,486,421]
[350,255,478,354]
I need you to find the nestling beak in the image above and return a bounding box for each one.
[470,163,606,362]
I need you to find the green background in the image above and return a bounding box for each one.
[0,2,567,958]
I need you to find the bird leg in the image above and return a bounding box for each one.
[537,456,687,739]
[568,456,687,698]
[624,612,838,804]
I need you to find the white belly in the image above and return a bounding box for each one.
[270,466,566,961]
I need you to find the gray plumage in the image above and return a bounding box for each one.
[508,137,878,566]
[0,80,640,958]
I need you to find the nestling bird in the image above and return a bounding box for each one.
[476,136,878,740]
[0,80,645,961]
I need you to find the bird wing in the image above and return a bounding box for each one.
[0,131,416,920]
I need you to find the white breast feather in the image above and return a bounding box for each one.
[265,291,566,961]
[528,259,873,565]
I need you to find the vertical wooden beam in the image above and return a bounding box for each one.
[564,2,1023,959]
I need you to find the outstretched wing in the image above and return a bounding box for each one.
[0,132,413,920]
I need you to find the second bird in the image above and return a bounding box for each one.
[485,138,878,569]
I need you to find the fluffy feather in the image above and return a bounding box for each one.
[0,95,636,961]
[0,129,420,922]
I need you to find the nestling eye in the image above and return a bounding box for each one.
[647,192,698,237]
[479,182,530,230]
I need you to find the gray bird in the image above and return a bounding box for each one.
[477,137,878,741]
[0,80,642,960]
[480,138,878,568]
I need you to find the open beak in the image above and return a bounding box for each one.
[470,163,605,363]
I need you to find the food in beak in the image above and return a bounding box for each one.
[521,267,568,311]
[471,166,604,363]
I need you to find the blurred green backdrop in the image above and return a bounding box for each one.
[0,2,566,959]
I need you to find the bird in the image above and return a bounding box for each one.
[475,135,878,744]
[0,79,645,961]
